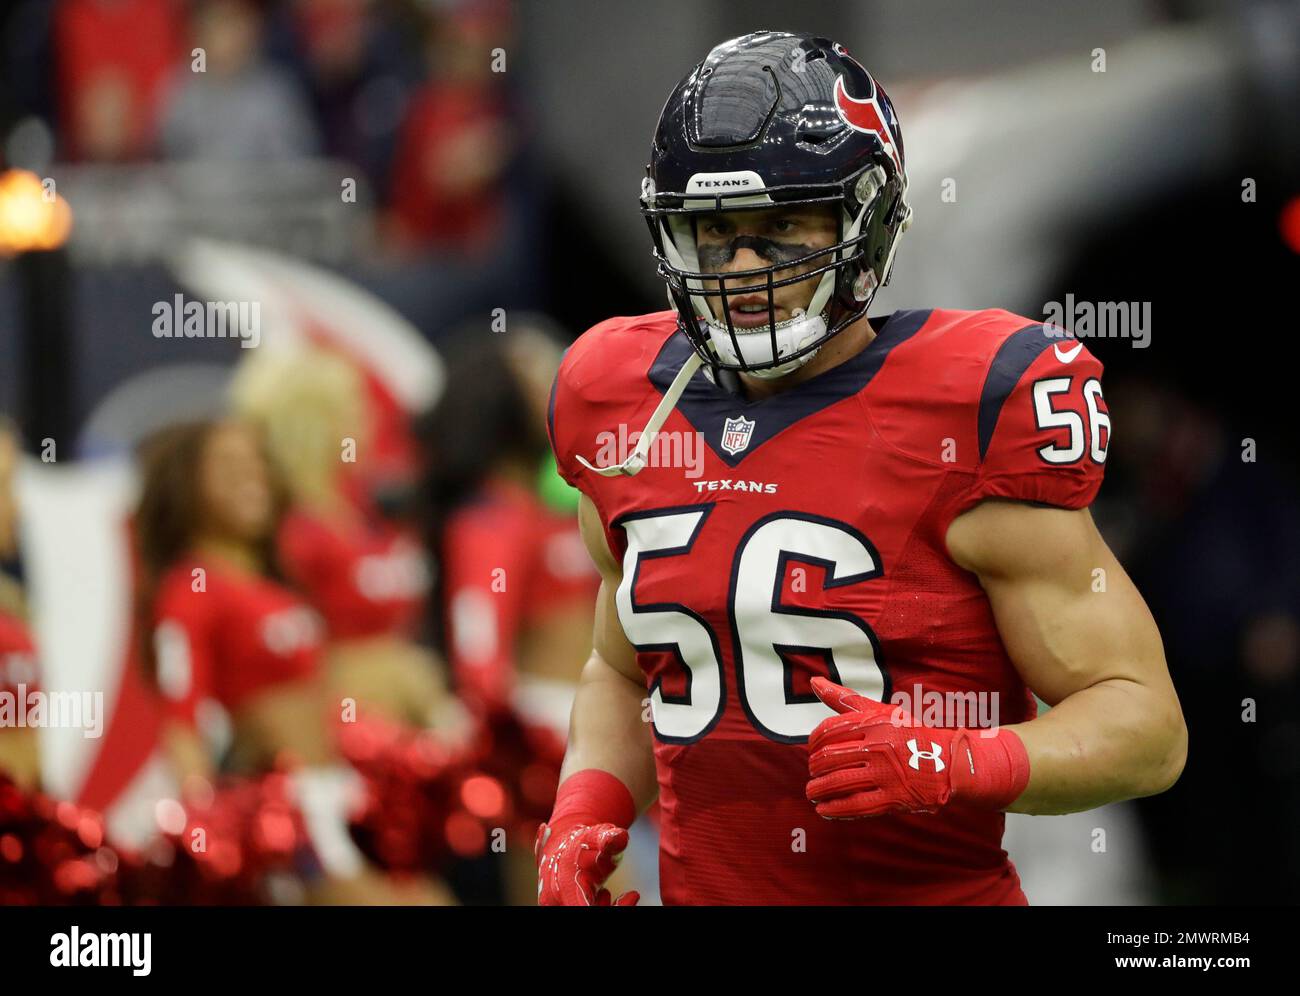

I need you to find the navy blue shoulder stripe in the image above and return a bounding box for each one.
[977,324,1054,461]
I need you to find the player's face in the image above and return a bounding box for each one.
[694,204,840,328]
[197,422,274,544]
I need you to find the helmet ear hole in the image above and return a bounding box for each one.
[883,192,902,225]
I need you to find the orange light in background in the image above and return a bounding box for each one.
[1281,195,1300,255]
[445,811,488,857]
[460,774,508,819]
[0,168,73,254]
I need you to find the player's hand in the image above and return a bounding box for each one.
[535,821,640,906]
[805,676,956,818]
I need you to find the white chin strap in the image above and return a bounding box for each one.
[576,350,702,477]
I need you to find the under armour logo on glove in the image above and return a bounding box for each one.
[805,678,953,818]
[805,677,1031,819]
[906,739,945,772]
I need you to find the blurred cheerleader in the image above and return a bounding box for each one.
[422,321,599,727]
[419,319,655,903]
[0,421,40,792]
[133,418,445,904]
[229,347,466,738]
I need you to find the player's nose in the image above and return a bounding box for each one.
[723,244,767,279]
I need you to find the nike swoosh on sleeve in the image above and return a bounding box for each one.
[1053,341,1083,363]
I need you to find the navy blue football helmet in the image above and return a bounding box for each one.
[641,30,912,376]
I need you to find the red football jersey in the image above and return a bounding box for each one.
[548,308,1109,905]
[442,476,599,712]
[279,510,430,641]
[152,558,326,727]
[0,610,39,698]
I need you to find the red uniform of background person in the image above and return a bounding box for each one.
[385,0,516,254]
[421,322,600,729]
[278,509,427,643]
[150,553,323,737]
[441,475,597,718]
[232,346,462,737]
[419,321,644,902]
[134,419,449,904]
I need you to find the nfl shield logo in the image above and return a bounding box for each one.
[721,415,756,456]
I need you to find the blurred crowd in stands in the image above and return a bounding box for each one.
[3,0,521,256]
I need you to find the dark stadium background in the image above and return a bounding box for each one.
[0,0,1297,905]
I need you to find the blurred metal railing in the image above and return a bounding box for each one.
[50,159,373,266]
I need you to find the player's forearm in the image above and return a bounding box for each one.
[1004,676,1186,815]
[560,650,658,813]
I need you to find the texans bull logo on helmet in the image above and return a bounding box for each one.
[830,42,905,176]
[832,77,904,176]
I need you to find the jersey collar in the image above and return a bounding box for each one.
[648,309,932,466]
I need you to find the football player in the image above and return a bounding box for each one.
[538,31,1186,905]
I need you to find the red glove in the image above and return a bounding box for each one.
[535,769,640,906]
[805,677,1030,819]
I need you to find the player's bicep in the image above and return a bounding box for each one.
[948,501,1170,706]
[591,577,640,682]
[577,492,618,577]
[578,494,640,684]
